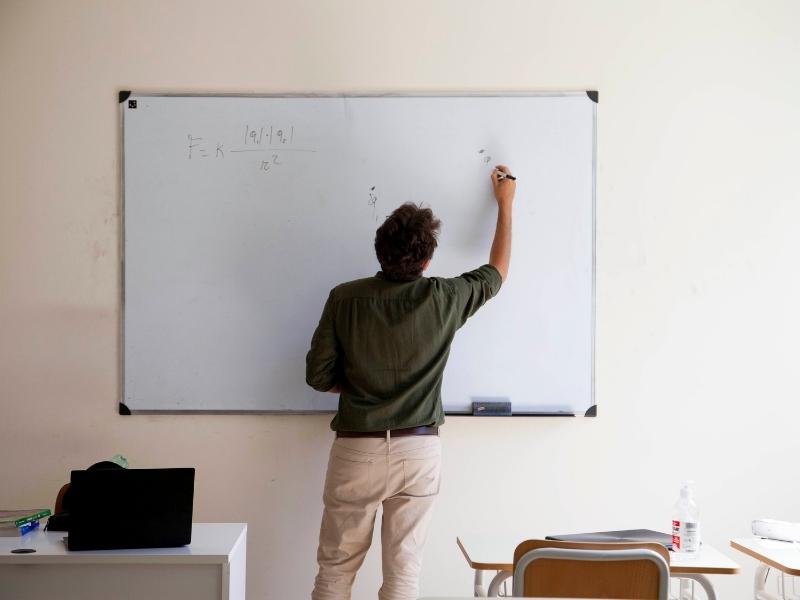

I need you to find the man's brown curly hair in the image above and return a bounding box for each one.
[374,203,441,281]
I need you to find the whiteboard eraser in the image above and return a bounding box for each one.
[471,399,512,416]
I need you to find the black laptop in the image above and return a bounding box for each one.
[67,468,195,551]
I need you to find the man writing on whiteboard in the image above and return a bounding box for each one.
[306,165,516,600]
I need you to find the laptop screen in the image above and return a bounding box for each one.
[68,468,195,551]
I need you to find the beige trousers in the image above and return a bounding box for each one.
[311,433,442,600]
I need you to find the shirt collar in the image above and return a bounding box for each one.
[375,271,422,282]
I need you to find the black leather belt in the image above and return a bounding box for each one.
[336,425,439,438]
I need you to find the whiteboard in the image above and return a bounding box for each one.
[121,93,596,415]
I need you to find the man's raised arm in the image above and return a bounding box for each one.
[489,165,516,281]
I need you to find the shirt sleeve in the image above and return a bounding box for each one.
[447,264,503,327]
[305,291,340,392]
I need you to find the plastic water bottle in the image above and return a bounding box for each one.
[673,482,700,600]
[672,481,700,555]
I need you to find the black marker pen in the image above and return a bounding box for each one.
[495,171,517,181]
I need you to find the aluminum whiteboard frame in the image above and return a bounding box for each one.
[118,91,597,417]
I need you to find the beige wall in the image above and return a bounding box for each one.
[2,1,799,598]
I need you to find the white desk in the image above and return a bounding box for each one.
[0,522,247,600]
[457,534,739,599]
[731,537,800,600]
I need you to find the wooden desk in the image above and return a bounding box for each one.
[0,522,246,600]
[731,537,800,600]
[457,534,739,599]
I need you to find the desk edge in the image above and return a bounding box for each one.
[456,537,512,572]
[731,539,800,576]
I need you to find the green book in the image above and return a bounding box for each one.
[0,509,52,528]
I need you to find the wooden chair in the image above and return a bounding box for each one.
[512,539,670,599]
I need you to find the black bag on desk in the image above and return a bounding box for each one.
[67,467,195,551]
[47,461,125,531]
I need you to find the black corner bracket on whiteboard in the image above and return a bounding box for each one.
[119,91,132,103]
[119,403,132,415]
[586,90,599,103]
[584,404,597,417]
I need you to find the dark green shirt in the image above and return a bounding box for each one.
[306,264,503,432]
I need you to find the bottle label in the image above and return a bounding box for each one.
[672,519,699,552]
[672,519,681,550]
[683,522,699,552]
